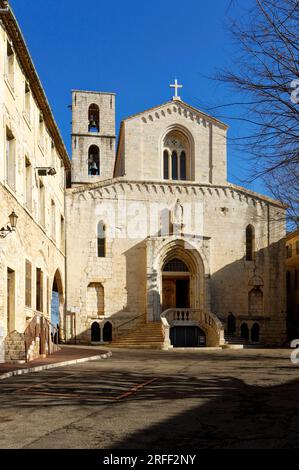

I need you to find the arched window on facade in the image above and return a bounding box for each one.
[163,130,190,181]
[171,151,178,180]
[246,225,255,261]
[163,150,169,179]
[88,145,100,176]
[97,221,106,257]
[88,104,100,132]
[163,258,189,272]
[180,151,186,180]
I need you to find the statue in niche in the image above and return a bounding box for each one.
[172,199,184,235]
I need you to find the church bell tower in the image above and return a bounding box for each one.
[71,90,116,185]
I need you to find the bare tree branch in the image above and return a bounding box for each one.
[213,0,299,228]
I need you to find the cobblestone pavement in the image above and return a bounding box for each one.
[0,348,299,449]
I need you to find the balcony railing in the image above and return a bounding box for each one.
[161,308,225,348]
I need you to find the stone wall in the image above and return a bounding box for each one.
[115,100,227,185]
[71,90,116,184]
[66,179,286,345]
[0,21,67,341]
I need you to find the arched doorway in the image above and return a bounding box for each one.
[148,238,207,322]
[241,323,249,341]
[103,321,112,342]
[91,322,101,342]
[162,258,190,310]
[251,323,260,342]
[51,269,64,343]
[227,313,236,335]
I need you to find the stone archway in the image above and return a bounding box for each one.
[51,269,64,343]
[103,321,113,342]
[147,238,208,322]
[91,322,101,342]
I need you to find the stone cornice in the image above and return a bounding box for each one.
[72,133,116,139]
[0,1,71,169]
[72,89,116,96]
[67,177,286,209]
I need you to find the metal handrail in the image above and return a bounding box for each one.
[115,313,145,335]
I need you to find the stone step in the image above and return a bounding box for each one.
[111,321,164,349]
[224,335,249,344]
[114,342,163,346]
[111,344,164,350]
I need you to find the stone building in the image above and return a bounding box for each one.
[286,229,299,340]
[0,1,287,357]
[66,86,287,348]
[0,1,71,361]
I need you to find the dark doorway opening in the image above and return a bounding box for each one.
[227,313,236,335]
[176,279,189,308]
[241,323,249,340]
[162,277,190,310]
[91,322,101,342]
[170,326,206,347]
[103,322,112,342]
[251,323,260,342]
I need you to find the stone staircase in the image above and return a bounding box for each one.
[222,333,248,349]
[111,322,164,349]
[4,331,26,363]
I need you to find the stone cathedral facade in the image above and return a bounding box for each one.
[0,1,287,358]
[66,88,286,348]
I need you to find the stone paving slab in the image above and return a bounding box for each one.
[0,346,112,380]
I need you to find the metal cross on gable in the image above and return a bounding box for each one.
[170,78,183,100]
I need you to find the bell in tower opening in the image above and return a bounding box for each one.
[88,145,100,176]
[71,90,116,184]
[88,103,100,133]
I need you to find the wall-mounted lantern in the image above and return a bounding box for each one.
[36,167,56,176]
[0,211,18,239]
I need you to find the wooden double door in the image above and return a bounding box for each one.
[162,277,190,311]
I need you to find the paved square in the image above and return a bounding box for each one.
[0,348,299,449]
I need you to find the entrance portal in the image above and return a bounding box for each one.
[162,258,190,311]
[162,278,189,310]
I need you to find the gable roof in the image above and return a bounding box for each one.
[0,0,70,169]
[121,99,228,129]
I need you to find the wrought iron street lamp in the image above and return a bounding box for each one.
[0,211,18,239]
[35,167,56,176]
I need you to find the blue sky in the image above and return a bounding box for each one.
[10,0,266,194]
